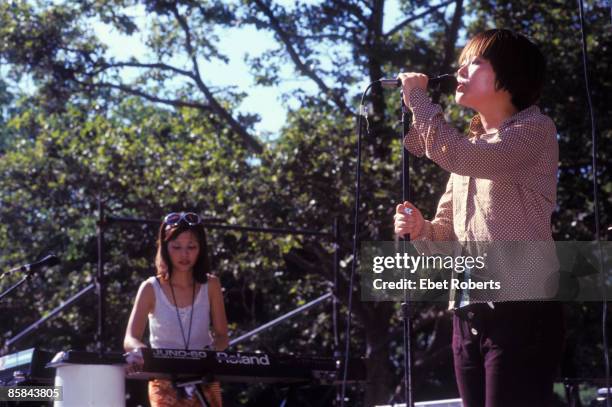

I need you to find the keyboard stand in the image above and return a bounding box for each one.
[193,385,210,407]
[280,384,301,407]
[174,378,210,407]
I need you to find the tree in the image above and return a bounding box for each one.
[0,0,262,152]
[1,0,610,405]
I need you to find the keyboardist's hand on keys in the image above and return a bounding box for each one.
[124,347,145,374]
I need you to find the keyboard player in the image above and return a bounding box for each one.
[123,212,229,407]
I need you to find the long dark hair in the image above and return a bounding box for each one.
[155,221,210,284]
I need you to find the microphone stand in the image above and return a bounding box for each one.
[393,76,454,406]
[400,93,414,407]
[0,274,33,303]
[343,76,452,406]
[0,257,55,302]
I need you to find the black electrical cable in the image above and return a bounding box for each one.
[339,81,376,407]
[576,0,610,405]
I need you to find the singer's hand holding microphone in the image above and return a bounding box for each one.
[379,72,457,102]
[397,72,429,106]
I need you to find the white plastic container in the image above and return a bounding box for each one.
[49,351,125,407]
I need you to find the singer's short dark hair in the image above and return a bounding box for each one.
[459,29,546,111]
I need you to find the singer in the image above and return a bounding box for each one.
[124,212,229,407]
[393,29,564,407]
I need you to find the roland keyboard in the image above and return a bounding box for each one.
[127,348,366,385]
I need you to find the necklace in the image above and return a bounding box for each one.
[169,278,196,350]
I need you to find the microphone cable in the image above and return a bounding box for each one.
[339,80,375,407]
[576,0,610,404]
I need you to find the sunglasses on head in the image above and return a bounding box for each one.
[163,212,202,227]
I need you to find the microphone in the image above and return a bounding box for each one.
[1,254,60,279]
[379,74,458,90]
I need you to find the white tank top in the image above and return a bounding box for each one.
[147,276,213,350]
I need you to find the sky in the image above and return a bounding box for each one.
[90,1,423,138]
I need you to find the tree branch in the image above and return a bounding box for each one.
[252,0,353,116]
[442,0,463,71]
[384,0,455,37]
[75,78,214,112]
[337,1,369,26]
[432,0,463,104]
[171,4,263,154]
[290,33,352,42]
[91,61,195,79]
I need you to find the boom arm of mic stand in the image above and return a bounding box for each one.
[5,283,96,350]
[0,274,33,303]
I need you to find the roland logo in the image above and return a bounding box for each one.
[216,352,270,366]
[152,349,208,359]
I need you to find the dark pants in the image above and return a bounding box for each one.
[452,302,565,407]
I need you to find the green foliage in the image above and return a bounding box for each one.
[0,1,610,405]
